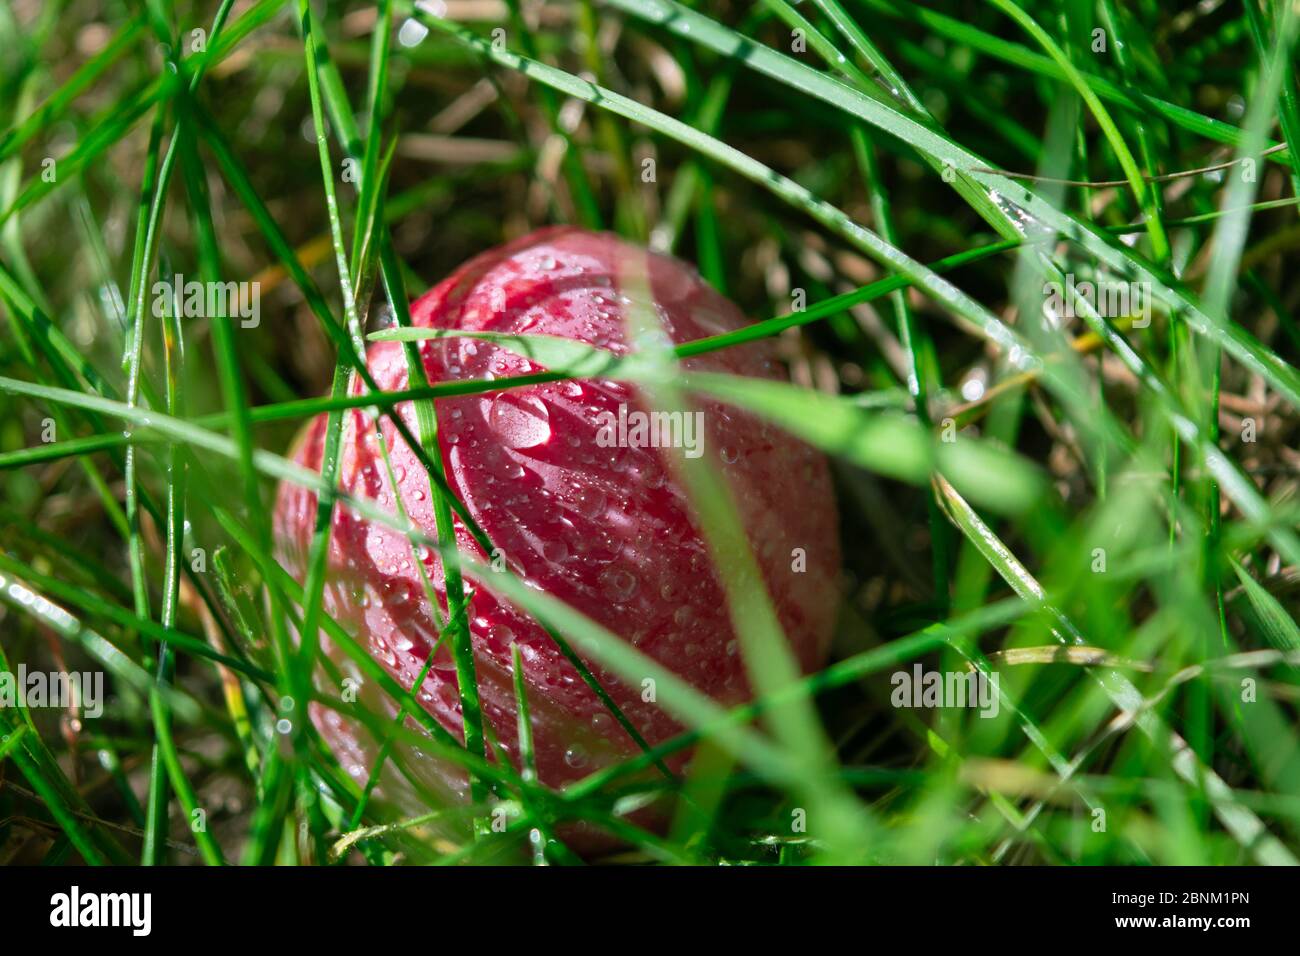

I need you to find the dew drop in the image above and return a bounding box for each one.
[487,623,515,651]
[574,486,606,520]
[487,392,552,448]
[598,566,638,602]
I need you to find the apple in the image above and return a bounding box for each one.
[273,227,839,844]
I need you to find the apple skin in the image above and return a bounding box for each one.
[274,227,840,838]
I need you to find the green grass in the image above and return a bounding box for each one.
[0,0,1298,865]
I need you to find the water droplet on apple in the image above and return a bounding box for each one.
[487,392,551,448]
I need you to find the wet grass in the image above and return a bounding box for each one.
[0,0,1298,865]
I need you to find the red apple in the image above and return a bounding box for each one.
[273,227,839,841]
